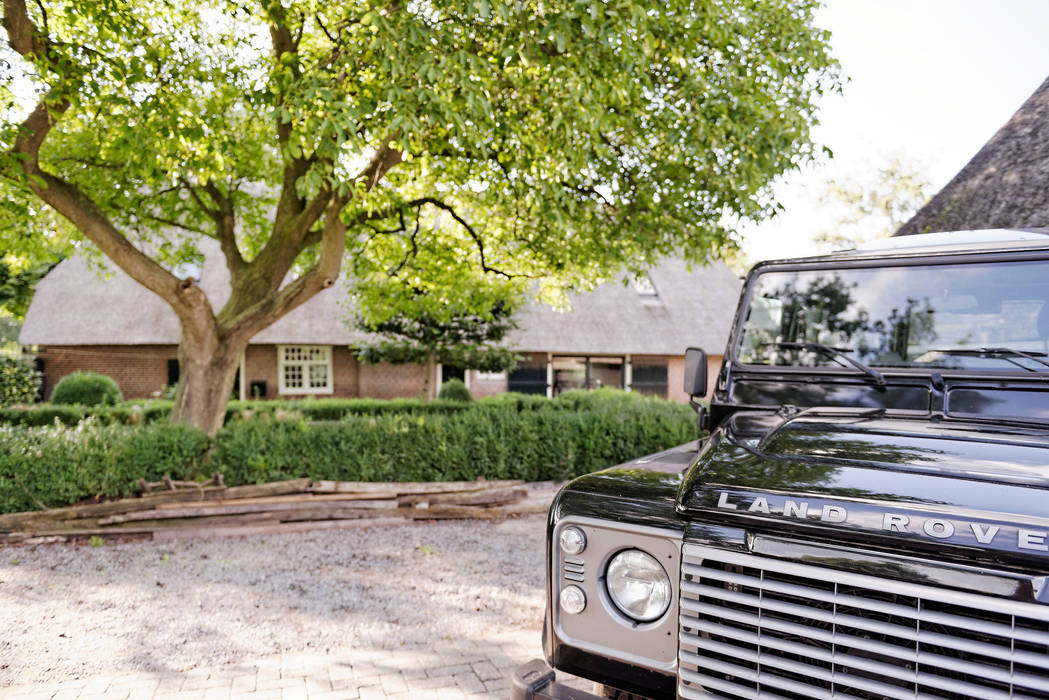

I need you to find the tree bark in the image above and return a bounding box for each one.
[170,327,244,437]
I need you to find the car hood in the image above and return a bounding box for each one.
[678,410,1049,563]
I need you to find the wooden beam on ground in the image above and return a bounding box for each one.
[308,479,523,495]
[398,486,528,507]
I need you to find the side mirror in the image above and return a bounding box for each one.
[683,347,707,397]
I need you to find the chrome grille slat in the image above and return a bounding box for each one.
[679,655,838,700]
[683,561,1049,646]
[682,597,1049,683]
[681,648,931,700]
[679,543,1049,699]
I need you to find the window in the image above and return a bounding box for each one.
[631,363,668,397]
[633,275,662,305]
[439,364,465,384]
[508,361,548,395]
[278,345,333,394]
[551,355,624,395]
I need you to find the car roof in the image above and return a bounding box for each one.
[760,228,1049,268]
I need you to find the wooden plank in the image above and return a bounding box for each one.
[398,486,527,507]
[218,479,313,499]
[0,478,313,532]
[275,505,503,523]
[99,499,399,525]
[152,492,398,510]
[309,479,523,495]
[152,517,409,541]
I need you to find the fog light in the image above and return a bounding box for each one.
[605,549,671,622]
[559,526,587,555]
[559,585,587,614]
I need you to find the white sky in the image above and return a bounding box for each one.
[738,0,1049,262]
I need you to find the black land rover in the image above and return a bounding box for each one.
[512,229,1049,700]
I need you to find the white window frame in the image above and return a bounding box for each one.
[277,345,334,395]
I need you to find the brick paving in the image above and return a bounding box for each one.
[0,630,590,700]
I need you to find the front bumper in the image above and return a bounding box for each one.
[510,659,606,700]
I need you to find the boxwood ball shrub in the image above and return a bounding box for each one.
[50,371,123,406]
[437,378,472,402]
[0,356,41,407]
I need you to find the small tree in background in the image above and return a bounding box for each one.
[353,295,519,399]
[814,157,933,250]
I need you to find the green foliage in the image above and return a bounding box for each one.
[0,258,60,321]
[437,379,472,402]
[0,422,211,513]
[0,356,40,407]
[213,396,694,485]
[352,271,522,373]
[0,391,695,513]
[50,372,123,407]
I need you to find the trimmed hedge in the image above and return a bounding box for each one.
[0,388,631,426]
[0,391,696,513]
[51,371,123,406]
[0,422,212,513]
[0,356,40,407]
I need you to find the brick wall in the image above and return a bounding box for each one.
[36,344,716,403]
[37,345,178,400]
[466,370,509,398]
[358,361,427,399]
[243,345,279,399]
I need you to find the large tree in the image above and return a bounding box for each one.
[0,0,837,434]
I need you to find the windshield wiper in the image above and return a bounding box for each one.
[926,347,1049,371]
[764,341,887,385]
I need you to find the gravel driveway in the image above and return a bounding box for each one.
[0,514,550,687]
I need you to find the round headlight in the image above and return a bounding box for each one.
[559,526,587,555]
[559,585,587,614]
[605,549,671,622]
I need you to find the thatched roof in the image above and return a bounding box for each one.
[20,241,741,356]
[508,258,741,355]
[19,239,362,346]
[896,75,1049,236]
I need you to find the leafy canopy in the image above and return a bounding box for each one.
[1,0,838,298]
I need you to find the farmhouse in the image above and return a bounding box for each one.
[19,243,739,402]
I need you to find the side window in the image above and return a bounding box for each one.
[631,363,668,397]
[278,345,333,395]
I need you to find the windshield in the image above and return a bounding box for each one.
[736,260,1049,372]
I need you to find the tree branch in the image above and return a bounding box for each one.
[202,181,245,275]
[225,196,348,345]
[2,0,190,310]
[406,197,513,278]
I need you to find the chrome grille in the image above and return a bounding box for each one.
[678,543,1049,700]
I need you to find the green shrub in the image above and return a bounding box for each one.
[212,399,695,486]
[437,378,472,402]
[50,371,123,406]
[0,392,696,513]
[0,422,211,513]
[0,356,41,407]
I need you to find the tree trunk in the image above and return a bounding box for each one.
[423,352,436,401]
[171,335,244,437]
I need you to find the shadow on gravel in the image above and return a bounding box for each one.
[0,515,550,684]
